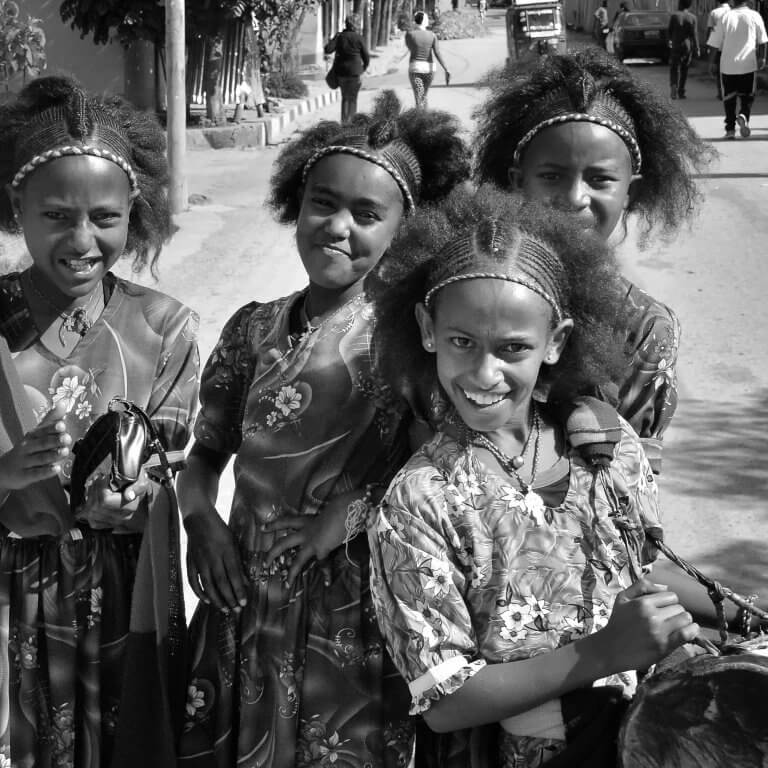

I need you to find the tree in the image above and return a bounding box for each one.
[1,0,47,91]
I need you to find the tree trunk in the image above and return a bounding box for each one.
[381,0,393,46]
[204,30,225,124]
[371,0,381,49]
[277,7,307,77]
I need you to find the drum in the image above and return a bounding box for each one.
[619,638,768,767]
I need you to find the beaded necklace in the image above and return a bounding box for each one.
[27,274,104,344]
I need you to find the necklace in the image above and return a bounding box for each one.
[27,273,104,342]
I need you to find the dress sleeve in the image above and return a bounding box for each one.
[146,305,200,453]
[615,286,681,475]
[193,303,262,455]
[368,465,486,715]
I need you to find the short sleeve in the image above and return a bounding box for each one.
[146,304,200,453]
[194,302,263,454]
[616,285,681,475]
[708,21,724,48]
[368,466,486,714]
[611,418,662,567]
[757,17,767,44]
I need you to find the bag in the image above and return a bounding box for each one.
[325,64,339,89]
[69,396,182,513]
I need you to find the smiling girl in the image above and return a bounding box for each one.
[367,186,699,768]
[474,50,713,474]
[177,93,470,767]
[0,77,199,768]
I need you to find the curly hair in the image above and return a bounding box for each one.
[474,50,714,243]
[269,90,471,223]
[0,75,173,275]
[367,184,630,406]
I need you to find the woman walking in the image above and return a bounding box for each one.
[405,12,450,109]
[324,14,369,122]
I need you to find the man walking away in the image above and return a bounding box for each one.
[708,0,767,139]
[708,0,732,97]
[594,0,609,47]
[668,0,700,99]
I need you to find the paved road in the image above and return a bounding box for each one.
[85,13,768,606]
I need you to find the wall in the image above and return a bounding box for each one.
[24,0,126,95]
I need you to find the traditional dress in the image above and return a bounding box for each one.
[369,413,661,768]
[178,291,414,768]
[0,271,199,768]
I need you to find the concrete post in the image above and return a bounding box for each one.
[166,0,187,214]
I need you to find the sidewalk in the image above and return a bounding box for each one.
[187,36,406,150]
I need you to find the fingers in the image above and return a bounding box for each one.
[265,532,305,568]
[618,578,668,602]
[286,548,317,589]
[186,553,208,604]
[121,470,151,504]
[261,514,307,534]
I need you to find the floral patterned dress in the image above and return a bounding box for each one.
[178,291,414,768]
[0,271,199,768]
[368,416,661,768]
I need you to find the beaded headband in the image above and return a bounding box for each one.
[11,101,139,197]
[512,89,642,174]
[423,223,566,323]
[302,137,422,211]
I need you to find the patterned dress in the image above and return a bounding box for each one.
[369,416,660,768]
[178,291,414,768]
[0,271,199,768]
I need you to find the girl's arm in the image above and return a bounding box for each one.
[432,36,449,73]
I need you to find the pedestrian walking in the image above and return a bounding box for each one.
[474,49,712,474]
[479,0,488,23]
[593,0,610,47]
[405,12,451,109]
[324,14,369,123]
[367,185,697,768]
[668,0,700,99]
[176,92,471,768]
[0,75,199,768]
[708,0,733,98]
[708,0,767,138]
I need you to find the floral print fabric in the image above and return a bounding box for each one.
[0,271,199,768]
[369,417,660,767]
[178,291,414,768]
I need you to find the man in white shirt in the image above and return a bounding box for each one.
[707,0,732,97]
[708,0,767,138]
[594,0,609,47]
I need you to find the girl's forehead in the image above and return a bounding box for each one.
[307,152,403,200]
[22,154,132,200]
[523,121,633,167]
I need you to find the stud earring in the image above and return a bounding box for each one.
[425,340,434,351]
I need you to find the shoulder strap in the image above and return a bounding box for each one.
[556,395,622,469]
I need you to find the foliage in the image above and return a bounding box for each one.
[431,9,489,39]
[263,70,307,98]
[59,0,165,45]
[0,0,47,89]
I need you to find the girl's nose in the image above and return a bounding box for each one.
[69,219,96,254]
[325,209,352,238]
[475,353,503,388]
[557,179,590,211]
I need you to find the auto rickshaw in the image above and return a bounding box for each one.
[505,0,566,64]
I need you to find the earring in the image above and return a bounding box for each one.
[425,340,434,351]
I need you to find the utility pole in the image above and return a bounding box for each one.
[166,0,187,214]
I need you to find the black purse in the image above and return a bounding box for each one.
[325,63,339,89]
[69,397,180,514]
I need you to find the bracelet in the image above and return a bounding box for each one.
[735,594,758,638]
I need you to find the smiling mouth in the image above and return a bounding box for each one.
[461,388,509,408]
[60,257,100,274]
[320,244,350,258]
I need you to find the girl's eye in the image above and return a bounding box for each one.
[500,343,528,356]
[589,174,617,186]
[537,172,561,182]
[449,336,473,349]
[94,212,122,223]
[311,197,334,210]
[43,211,67,221]
[355,210,380,223]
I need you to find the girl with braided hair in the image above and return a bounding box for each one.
[0,76,199,767]
[177,92,470,767]
[366,185,699,768]
[474,49,713,475]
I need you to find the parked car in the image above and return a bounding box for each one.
[613,10,671,63]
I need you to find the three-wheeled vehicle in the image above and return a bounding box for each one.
[506,0,566,64]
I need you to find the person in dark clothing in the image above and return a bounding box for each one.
[325,14,370,122]
[668,0,700,99]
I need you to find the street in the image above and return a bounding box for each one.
[112,11,767,608]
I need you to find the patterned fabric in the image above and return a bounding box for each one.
[368,415,660,767]
[178,291,415,768]
[409,72,434,109]
[610,279,680,474]
[0,271,199,768]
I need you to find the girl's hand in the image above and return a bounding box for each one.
[0,402,71,491]
[184,510,247,612]
[76,468,152,531]
[262,495,355,588]
[598,578,699,672]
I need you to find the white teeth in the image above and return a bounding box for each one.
[64,259,96,273]
[462,388,507,406]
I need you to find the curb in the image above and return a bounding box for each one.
[187,90,340,150]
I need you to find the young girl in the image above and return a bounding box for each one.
[366,186,699,768]
[473,50,713,474]
[0,77,199,768]
[177,94,471,767]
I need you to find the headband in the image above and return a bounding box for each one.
[11,101,139,197]
[423,224,566,323]
[512,89,642,175]
[302,137,422,211]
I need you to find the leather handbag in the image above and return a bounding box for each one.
[325,63,339,89]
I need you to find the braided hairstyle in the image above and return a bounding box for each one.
[474,50,714,243]
[367,184,630,406]
[0,76,173,275]
[269,90,471,223]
